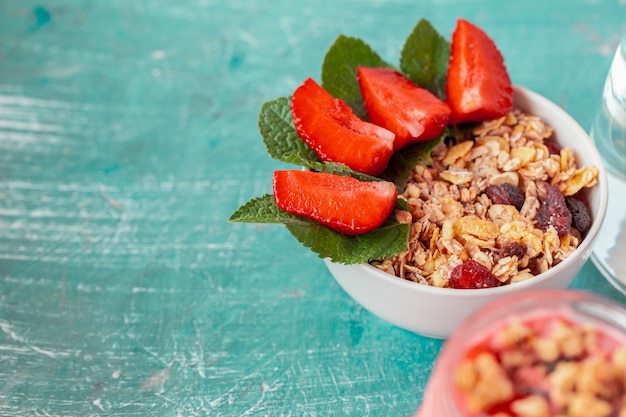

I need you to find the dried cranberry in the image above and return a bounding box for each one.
[499,241,527,259]
[485,183,525,211]
[449,260,498,289]
[535,184,572,237]
[565,196,592,235]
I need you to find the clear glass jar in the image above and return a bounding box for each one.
[591,33,626,179]
[415,289,626,417]
[590,34,626,295]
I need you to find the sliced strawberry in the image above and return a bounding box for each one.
[272,170,397,235]
[291,78,395,176]
[357,67,451,150]
[446,19,513,124]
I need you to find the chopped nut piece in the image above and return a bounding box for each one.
[511,395,551,417]
[443,140,474,165]
[457,353,515,412]
[567,393,612,417]
[440,168,474,185]
[454,215,499,242]
[394,210,412,224]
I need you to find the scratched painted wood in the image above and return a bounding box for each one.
[0,0,625,416]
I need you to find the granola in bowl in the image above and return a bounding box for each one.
[371,109,599,289]
[324,85,608,338]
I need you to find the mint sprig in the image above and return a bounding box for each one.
[400,18,451,99]
[230,17,453,265]
[229,195,410,264]
[321,35,393,119]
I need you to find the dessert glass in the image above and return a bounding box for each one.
[415,289,626,416]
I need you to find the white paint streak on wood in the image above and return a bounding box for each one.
[0,319,70,359]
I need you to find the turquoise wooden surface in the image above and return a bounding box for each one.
[0,1,625,415]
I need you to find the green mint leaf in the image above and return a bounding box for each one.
[449,123,479,143]
[321,35,393,119]
[228,195,304,224]
[306,161,380,182]
[258,97,320,166]
[400,18,450,99]
[229,195,410,264]
[286,199,410,264]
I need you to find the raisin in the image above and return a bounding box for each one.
[499,241,527,259]
[545,141,561,155]
[485,183,525,211]
[527,258,542,276]
[449,260,498,289]
[565,196,592,235]
[535,184,572,237]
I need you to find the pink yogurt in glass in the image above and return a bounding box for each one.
[416,289,626,417]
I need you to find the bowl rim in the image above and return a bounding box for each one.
[337,85,609,298]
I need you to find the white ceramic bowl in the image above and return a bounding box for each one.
[325,86,609,339]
